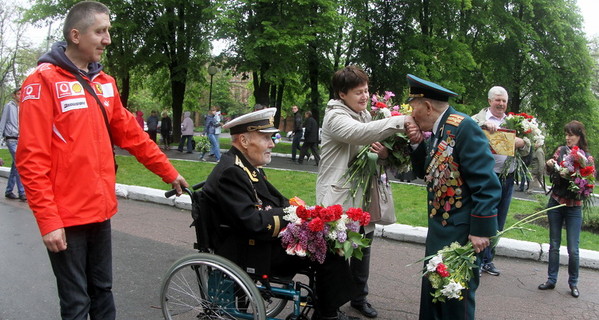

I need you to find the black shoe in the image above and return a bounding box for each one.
[481,263,500,276]
[538,281,555,290]
[5,193,18,200]
[19,194,27,201]
[570,285,579,298]
[351,301,377,318]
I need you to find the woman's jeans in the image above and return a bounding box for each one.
[207,133,221,160]
[546,197,582,286]
[48,220,115,320]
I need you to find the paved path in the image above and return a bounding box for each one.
[1,187,598,320]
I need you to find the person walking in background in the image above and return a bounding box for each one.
[298,110,320,166]
[0,88,26,201]
[146,110,159,142]
[317,66,415,319]
[538,120,592,298]
[160,111,172,150]
[290,105,303,162]
[178,111,194,153]
[471,86,531,276]
[200,107,221,162]
[16,2,188,319]
[405,74,501,320]
[213,105,222,156]
[135,110,144,129]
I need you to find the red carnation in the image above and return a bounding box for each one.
[308,217,325,232]
[580,166,595,177]
[375,101,388,108]
[296,206,311,220]
[346,207,364,221]
[360,212,371,226]
[436,263,450,277]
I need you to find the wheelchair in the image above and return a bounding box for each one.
[161,182,316,320]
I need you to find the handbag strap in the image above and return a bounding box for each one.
[72,72,115,146]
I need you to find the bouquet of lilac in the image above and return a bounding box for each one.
[279,197,371,264]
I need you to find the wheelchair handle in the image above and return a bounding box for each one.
[164,181,205,198]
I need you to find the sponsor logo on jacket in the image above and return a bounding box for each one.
[22,84,41,102]
[56,81,85,98]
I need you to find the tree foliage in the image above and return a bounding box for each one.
[13,0,598,153]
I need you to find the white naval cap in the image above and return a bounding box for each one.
[223,107,279,135]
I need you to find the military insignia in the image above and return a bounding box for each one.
[446,114,464,127]
[235,155,259,182]
[267,224,272,230]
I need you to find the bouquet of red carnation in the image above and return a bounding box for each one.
[279,197,371,264]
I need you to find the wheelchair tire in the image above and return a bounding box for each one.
[258,281,288,318]
[160,253,267,320]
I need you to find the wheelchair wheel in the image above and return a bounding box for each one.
[256,281,287,318]
[161,253,267,320]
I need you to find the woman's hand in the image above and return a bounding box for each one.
[370,142,389,160]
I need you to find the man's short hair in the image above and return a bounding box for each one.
[63,1,111,43]
[488,86,508,100]
[331,65,369,99]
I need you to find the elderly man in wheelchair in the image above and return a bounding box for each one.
[200,108,360,320]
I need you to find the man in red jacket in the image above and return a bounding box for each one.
[16,2,187,319]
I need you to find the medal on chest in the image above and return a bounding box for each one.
[425,131,464,226]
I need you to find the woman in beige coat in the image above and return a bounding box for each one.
[316,66,415,319]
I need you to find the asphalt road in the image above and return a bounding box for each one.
[1,173,598,320]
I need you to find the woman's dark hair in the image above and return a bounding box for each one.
[564,120,589,152]
[331,65,369,99]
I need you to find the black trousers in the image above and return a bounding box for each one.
[47,220,115,320]
[298,141,320,164]
[350,230,374,304]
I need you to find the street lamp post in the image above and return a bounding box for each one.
[207,65,218,110]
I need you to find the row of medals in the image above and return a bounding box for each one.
[425,134,464,226]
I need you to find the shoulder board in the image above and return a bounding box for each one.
[235,155,259,182]
[446,114,465,127]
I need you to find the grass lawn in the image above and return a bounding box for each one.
[3,146,599,252]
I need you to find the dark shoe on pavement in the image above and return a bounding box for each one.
[570,285,580,298]
[19,194,27,201]
[538,281,556,290]
[481,263,500,276]
[5,193,18,200]
[351,301,377,318]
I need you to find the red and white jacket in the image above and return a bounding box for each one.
[17,62,179,236]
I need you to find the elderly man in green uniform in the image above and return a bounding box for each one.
[405,74,501,320]
[202,108,359,320]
